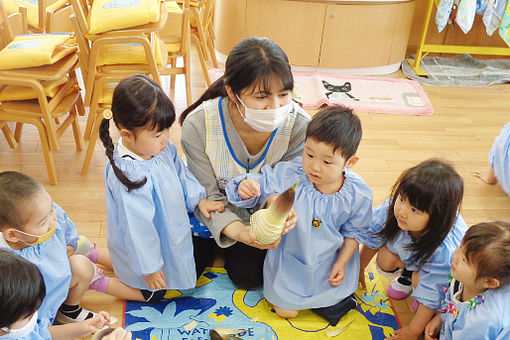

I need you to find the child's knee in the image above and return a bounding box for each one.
[69,254,94,285]
[376,246,404,271]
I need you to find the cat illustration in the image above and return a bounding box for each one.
[322,80,359,101]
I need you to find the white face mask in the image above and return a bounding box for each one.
[235,95,292,132]
[0,311,38,339]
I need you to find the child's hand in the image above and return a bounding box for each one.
[78,311,111,337]
[329,262,346,286]
[66,245,75,257]
[144,270,167,290]
[198,199,225,219]
[424,314,442,340]
[264,195,298,234]
[238,179,260,199]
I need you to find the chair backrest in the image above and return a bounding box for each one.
[46,5,74,33]
[70,0,91,35]
[160,0,190,54]
[0,0,16,48]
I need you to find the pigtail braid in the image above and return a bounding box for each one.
[99,118,147,191]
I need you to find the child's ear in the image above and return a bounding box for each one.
[483,277,500,289]
[1,227,22,243]
[119,128,135,143]
[345,155,359,169]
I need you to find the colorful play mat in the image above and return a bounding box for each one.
[124,263,400,340]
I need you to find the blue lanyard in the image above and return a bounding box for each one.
[218,97,278,173]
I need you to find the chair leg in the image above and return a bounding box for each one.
[205,31,218,68]
[1,122,17,149]
[14,122,23,142]
[191,34,210,86]
[81,109,101,176]
[184,49,192,106]
[71,106,83,151]
[169,58,177,101]
[34,119,58,185]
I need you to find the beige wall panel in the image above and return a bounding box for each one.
[214,0,247,56]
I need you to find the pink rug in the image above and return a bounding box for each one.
[209,69,434,116]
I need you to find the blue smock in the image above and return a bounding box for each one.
[0,203,78,323]
[226,157,373,310]
[361,199,467,309]
[440,279,510,340]
[489,122,510,196]
[105,141,205,290]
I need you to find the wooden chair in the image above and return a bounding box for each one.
[189,0,217,72]
[0,121,17,148]
[160,0,192,105]
[70,0,168,107]
[3,0,70,32]
[0,1,83,185]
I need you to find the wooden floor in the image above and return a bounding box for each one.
[1,49,509,336]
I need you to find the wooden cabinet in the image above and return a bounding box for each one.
[214,0,416,69]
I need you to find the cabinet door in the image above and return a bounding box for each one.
[320,2,415,68]
[244,0,326,66]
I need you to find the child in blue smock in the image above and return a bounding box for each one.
[99,75,224,302]
[474,122,510,197]
[226,106,373,325]
[359,159,467,340]
[0,250,111,340]
[425,221,510,340]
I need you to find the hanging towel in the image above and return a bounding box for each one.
[483,0,508,35]
[499,2,510,47]
[436,0,456,32]
[456,0,477,33]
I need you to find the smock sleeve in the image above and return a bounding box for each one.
[340,175,373,243]
[54,203,79,249]
[412,246,452,309]
[171,143,206,212]
[359,199,390,249]
[111,175,163,277]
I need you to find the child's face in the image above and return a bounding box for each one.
[302,138,354,194]
[125,126,170,160]
[15,190,56,243]
[393,194,430,234]
[451,246,479,287]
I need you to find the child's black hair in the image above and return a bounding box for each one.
[0,249,46,328]
[179,37,293,125]
[305,106,361,160]
[0,171,44,229]
[462,221,510,287]
[99,74,175,191]
[379,159,464,267]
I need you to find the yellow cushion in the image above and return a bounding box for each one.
[0,33,76,69]
[98,82,117,104]
[165,42,180,53]
[166,0,182,13]
[3,0,68,28]
[0,77,68,101]
[96,37,164,66]
[88,0,162,35]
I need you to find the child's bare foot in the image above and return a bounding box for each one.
[473,168,498,185]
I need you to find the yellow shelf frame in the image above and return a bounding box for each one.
[407,0,510,75]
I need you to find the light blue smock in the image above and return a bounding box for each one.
[105,141,205,290]
[360,199,467,309]
[0,318,52,340]
[440,279,510,340]
[226,157,373,310]
[0,203,78,323]
[489,122,510,197]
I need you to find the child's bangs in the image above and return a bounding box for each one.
[398,179,434,213]
[147,95,175,132]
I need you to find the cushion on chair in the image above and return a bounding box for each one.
[95,37,165,66]
[3,0,69,29]
[0,33,76,69]
[0,77,69,101]
[87,0,162,35]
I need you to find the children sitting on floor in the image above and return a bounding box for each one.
[226,106,373,326]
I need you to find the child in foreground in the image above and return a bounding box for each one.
[425,221,510,340]
[359,159,467,340]
[0,249,110,340]
[227,106,373,325]
[99,75,223,302]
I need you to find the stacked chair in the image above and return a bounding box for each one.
[0,0,83,185]
[3,0,72,32]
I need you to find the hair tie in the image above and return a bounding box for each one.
[103,109,113,120]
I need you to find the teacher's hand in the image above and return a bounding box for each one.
[238,225,281,250]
